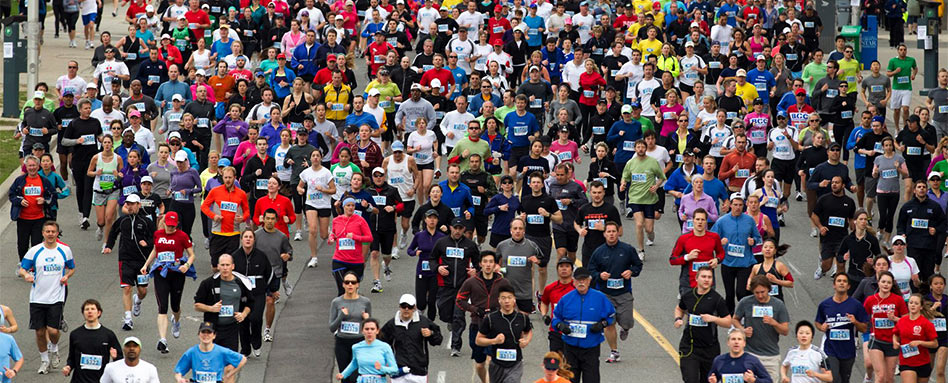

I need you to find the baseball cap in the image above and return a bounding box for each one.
[399,294,417,306]
[930,172,943,180]
[690,21,700,28]
[161,33,171,40]
[327,54,337,62]
[174,151,188,162]
[198,321,215,333]
[140,176,154,184]
[424,209,439,217]
[145,4,154,11]
[378,68,390,76]
[494,4,502,11]
[752,98,763,105]
[367,88,381,97]
[217,158,232,167]
[828,142,842,150]
[729,193,744,201]
[391,141,405,152]
[410,83,423,91]
[431,79,442,88]
[629,101,642,109]
[782,27,791,35]
[32,90,45,100]
[684,41,695,48]
[529,65,541,72]
[756,55,766,61]
[277,53,286,59]
[450,217,466,227]
[125,194,142,204]
[62,90,74,97]
[559,125,570,133]
[556,256,574,267]
[736,69,747,77]
[335,14,344,20]
[195,69,206,76]
[891,234,906,245]
[544,356,561,371]
[171,94,184,102]
[492,38,504,46]
[128,109,142,118]
[573,267,592,279]
[372,167,386,175]
[165,211,179,227]
[87,83,98,89]
[621,104,633,114]
[123,336,143,346]
[795,88,807,96]
[168,131,182,141]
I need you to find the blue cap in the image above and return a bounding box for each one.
[217,158,232,167]
[391,141,405,152]
[342,198,358,206]
[628,101,641,109]
[872,116,885,124]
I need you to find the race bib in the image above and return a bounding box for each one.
[530,98,542,108]
[438,24,449,32]
[194,371,217,383]
[935,317,947,332]
[157,251,175,263]
[594,177,608,188]
[874,317,894,329]
[828,216,845,227]
[220,201,238,212]
[174,191,187,201]
[127,52,137,60]
[902,344,920,357]
[507,256,527,267]
[912,218,929,229]
[219,305,234,317]
[527,214,544,224]
[122,185,137,196]
[492,26,503,34]
[688,314,708,327]
[61,119,73,128]
[630,173,647,182]
[167,113,182,122]
[623,141,635,151]
[340,321,360,334]
[736,169,750,178]
[897,76,910,84]
[606,278,624,289]
[99,174,115,183]
[389,176,405,184]
[841,110,853,119]
[471,196,481,206]
[255,179,268,190]
[137,274,149,285]
[786,53,798,61]
[496,348,517,361]
[769,284,780,296]
[829,328,850,340]
[708,61,722,69]
[751,130,765,139]
[79,354,103,370]
[446,247,464,258]
[726,112,737,120]
[372,195,386,206]
[557,151,572,161]
[907,146,922,155]
[556,200,567,210]
[791,365,808,376]
[721,374,744,383]
[881,169,897,179]
[567,322,587,338]
[379,101,391,108]
[691,261,708,272]
[197,118,209,128]
[513,126,528,136]
[338,238,356,250]
[307,191,323,201]
[331,103,344,111]
[593,126,605,135]
[752,305,774,317]
[373,55,385,64]
[421,260,430,271]
[726,244,744,257]
[583,90,595,98]
[82,134,97,145]
[587,218,604,230]
[451,207,461,217]
[754,82,767,91]
[227,136,239,146]
[804,21,814,28]
[23,186,41,196]
[871,85,884,93]
[29,127,43,136]
[940,105,948,114]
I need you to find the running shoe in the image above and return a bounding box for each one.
[814,267,825,280]
[293,230,302,241]
[157,339,169,354]
[795,191,804,201]
[122,320,133,331]
[111,10,117,16]
[399,232,408,249]
[283,280,293,296]
[253,348,261,357]
[171,319,181,338]
[96,226,103,240]
[69,40,77,48]
[450,349,461,357]
[810,227,818,238]
[132,294,141,316]
[204,238,210,249]
[51,350,60,368]
[306,258,318,268]
[37,360,50,374]
[371,279,383,293]
[625,207,634,219]
[620,328,629,341]
[60,318,68,333]
[384,266,392,281]
[264,328,273,342]
[777,214,786,227]
[80,217,90,230]
[85,40,93,49]
[605,350,620,363]
[391,252,399,260]
[638,249,646,261]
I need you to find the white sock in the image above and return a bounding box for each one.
[49,343,58,353]
[40,351,49,362]
[124,311,131,320]
[133,294,139,304]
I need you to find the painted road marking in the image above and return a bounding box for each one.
[633,309,680,365]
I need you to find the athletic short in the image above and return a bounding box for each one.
[29,302,64,330]
[93,188,120,206]
[771,158,796,184]
[653,190,666,214]
[119,260,148,287]
[81,12,96,25]
[209,234,240,268]
[865,177,879,198]
[855,167,867,184]
[516,299,534,313]
[907,166,926,183]
[370,231,396,254]
[392,374,428,383]
[417,162,434,170]
[606,293,635,330]
[298,74,315,83]
[304,205,332,217]
[381,126,395,142]
[64,11,78,31]
[509,146,530,168]
[678,82,694,96]
[900,363,933,378]
[470,214,488,238]
[525,234,552,267]
[470,323,488,363]
[890,89,912,109]
[553,229,579,253]
[265,276,281,297]
[489,232,511,248]
[869,337,900,357]
[820,241,841,261]
[292,193,304,213]
[399,200,416,218]
[629,203,655,219]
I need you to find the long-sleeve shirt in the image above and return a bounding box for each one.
[708,352,773,383]
[169,168,202,204]
[340,340,399,379]
[678,193,719,232]
[330,214,372,264]
[897,196,947,250]
[407,229,447,277]
[211,116,250,158]
[200,185,250,235]
[328,295,372,339]
[718,151,757,189]
[669,231,725,288]
[484,193,521,235]
[710,213,763,268]
[587,241,643,295]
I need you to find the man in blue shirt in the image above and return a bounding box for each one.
[552,267,616,383]
[291,30,320,83]
[503,95,542,176]
[174,322,246,383]
[746,56,777,109]
[814,273,869,383]
[715,0,741,27]
[586,222,642,364]
[709,194,762,312]
[155,65,191,111]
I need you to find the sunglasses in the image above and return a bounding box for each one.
[400,304,415,309]
[68,66,78,69]
[343,280,359,285]
[893,242,906,246]
[828,148,840,152]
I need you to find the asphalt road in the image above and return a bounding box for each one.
[2,8,946,383]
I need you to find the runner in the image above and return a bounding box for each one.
[99,336,160,383]
[103,194,155,331]
[539,257,575,353]
[894,294,938,383]
[297,150,335,268]
[367,166,403,292]
[193,254,254,353]
[383,141,420,249]
[520,171,562,299]
[669,208,726,296]
[200,166,250,270]
[379,294,444,383]
[173,321,247,383]
[619,139,666,257]
[707,329,772,383]
[459,153,495,245]
[731,274,791,381]
[711,194,762,313]
[140,211,196,354]
[675,266,732,383]
[496,218,543,313]
[61,299,123,382]
[779,321,832,382]
[168,149,202,236]
[586,221,642,364]
[810,175,857,280]
[329,198,373,296]
[864,271,908,383]
[814,273,870,383]
[330,271,372,383]
[230,229,273,357]
[475,285,534,383]
[336,318,399,382]
[550,266,615,383]
[456,251,512,383]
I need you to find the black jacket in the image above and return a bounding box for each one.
[897,196,947,250]
[367,183,403,233]
[379,314,443,376]
[194,273,256,324]
[231,246,274,296]
[240,154,276,199]
[105,211,156,263]
[410,201,454,234]
[431,235,480,289]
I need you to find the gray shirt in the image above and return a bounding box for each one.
[929,87,948,123]
[254,228,293,278]
[394,98,437,134]
[146,161,174,198]
[328,296,372,339]
[546,98,582,129]
[495,237,542,300]
[547,180,588,233]
[874,153,905,193]
[219,279,241,325]
[861,74,891,109]
[734,295,790,356]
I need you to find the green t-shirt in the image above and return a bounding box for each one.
[933,160,948,191]
[171,28,191,52]
[635,116,655,133]
[837,58,861,94]
[802,62,827,95]
[888,57,917,91]
[447,138,491,173]
[258,60,279,76]
[620,155,666,204]
[365,81,401,113]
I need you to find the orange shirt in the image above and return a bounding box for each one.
[534,377,571,383]
[208,75,236,103]
[20,175,45,220]
[200,185,250,235]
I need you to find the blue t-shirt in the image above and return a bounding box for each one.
[717,3,741,26]
[815,296,870,359]
[174,344,244,382]
[504,111,541,148]
[0,334,22,383]
[523,16,544,46]
[450,67,468,99]
[746,69,776,103]
[211,39,234,60]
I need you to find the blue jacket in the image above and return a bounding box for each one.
[268,68,297,100]
[587,241,643,295]
[484,193,521,235]
[39,170,69,212]
[9,173,57,220]
[664,165,704,205]
[541,47,565,80]
[468,93,502,116]
[290,42,321,78]
[259,122,287,149]
[115,143,152,168]
[406,229,447,277]
[710,352,773,383]
[607,119,643,166]
[846,125,870,169]
[551,288,616,348]
[155,80,191,111]
[346,112,380,131]
[481,131,512,175]
[710,213,763,268]
[438,180,475,219]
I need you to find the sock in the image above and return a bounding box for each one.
[49,343,58,353]
[611,349,618,353]
[40,351,49,362]
[124,311,131,320]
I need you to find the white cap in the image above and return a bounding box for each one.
[32,90,45,99]
[86,83,97,89]
[140,176,154,184]
[690,21,699,28]
[174,150,189,162]
[685,41,695,48]
[399,294,417,306]
[168,131,182,140]
[736,69,747,77]
[891,234,907,245]
[161,33,171,40]
[335,14,344,20]
[431,78,442,88]
[410,83,423,91]
[195,69,206,76]
[123,336,143,347]
[145,4,154,11]
[372,167,386,175]
[171,94,184,102]
[367,88,381,97]
[782,27,791,35]
[125,194,142,203]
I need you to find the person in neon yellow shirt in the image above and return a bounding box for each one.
[734,69,760,106]
[836,47,862,94]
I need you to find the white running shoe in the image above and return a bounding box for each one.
[204,238,209,249]
[96,226,103,240]
[399,232,408,249]
[384,266,392,281]
[132,294,141,316]
[293,230,302,241]
[264,327,273,342]
[85,41,93,49]
[814,267,825,280]
[810,227,818,238]
[283,280,293,296]
[171,319,181,338]
[37,360,50,374]
[253,348,261,357]
[50,351,60,368]
[306,258,318,268]
[69,40,77,48]
[645,238,654,247]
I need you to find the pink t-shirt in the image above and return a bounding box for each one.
[550,140,579,164]
[658,103,684,137]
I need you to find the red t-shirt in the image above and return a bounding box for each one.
[578,72,607,106]
[126,1,148,20]
[153,229,193,265]
[487,17,511,42]
[669,231,725,288]
[20,175,45,220]
[419,68,455,97]
[863,293,908,343]
[253,195,297,237]
[895,314,937,366]
[366,42,395,76]
[184,10,211,39]
[541,280,575,330]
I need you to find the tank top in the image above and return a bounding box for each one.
[190,49,211,71]
[94,152,118,192]
[286,93,311,129]
[386,157,415,199]
[748,36,765,56]
[122,35,143,64]
[756,261,784,301]
[753,212,766,254]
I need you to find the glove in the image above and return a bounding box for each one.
[555,322,571,335]
[589,319,608,333]
[543,315,552,325]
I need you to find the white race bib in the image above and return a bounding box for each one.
[752,305,774,317]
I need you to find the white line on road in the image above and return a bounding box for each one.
[437,371,446,383]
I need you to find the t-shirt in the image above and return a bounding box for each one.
[734,295,790,356]
[781,346,828,383]
[478,310,533,368]
[814,296,870,359]
[678,288,729,352]
[218,279,241,325]
[520,193,558,238]
[929,87,948,123]
[812,193,856,244]
[864,293,908,343]
[0,334,22,383]
[874,154,905,193]
[895,315,937,366]
[153,229,192,266]
[889,257,919,300]
[20,243,75,304]
[575,203,622,252]
[174,344,244,382]
[299,166,333,209]
[19,175,45,220]
[861,74,891,106]
[100,359,160,383]
[66,325,123,383]
[496,238,542,300]
[620,156,666,205]
[887,57,917,91]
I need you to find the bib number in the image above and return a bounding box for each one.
[726,244,745,257]
[912,218,929,229]
[828,216,845,227]
[874,317,894,329]
[688,314,707,327]
[255,179,268,190]
[220,201,238,213]
[752,305,773,317]
[567,323,587,338]
[227,136,239,146]
[157,251,175,263]
[496,348,517,361]
[340,321,360,334]
[907,146,922,155]
[338,238,355,250]
[219,305,234,317]
[527,214,544,224]
[902,344,920,357]
[446,247,464,259]
[606,278,624,289]
[829,328,850,340]
[79,354,103,370]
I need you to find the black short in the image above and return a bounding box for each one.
[869,337,900,357]
[855,167,867,185]
[470,214,488,237]
[678,82,694,95]
[654,190,666,214]
[509,146,530,168]
[29,302,64,330]
[399,200,416,218]
[381,125,395,142]
[469,323,487,363]
[209,234,240,268]
[417,162,434,170]
[292,192,304,214]
[119,260,147,287]
[371,231,396,254]
[516,299,534,313]
[526,234,552,267]
[900,363,932,378]
[629,203,655,219]
[64,11,78,31]
[771,158,796,184]
[304,205,332,217]
[554,229,579,253]
[266,276,281,297]
[908,166,927,183]
[820,241,841,261]
[490,232,511,248]
[298,74,315,83]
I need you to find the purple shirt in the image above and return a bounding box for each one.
[212,116,250,158]
[678,192,719,233]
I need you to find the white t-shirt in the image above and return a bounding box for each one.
[100,359,161,383]
[634,78,661,117]
[456,11,483,34]
[710,24,734,55]
[472,43,493,73]
[536,1,554,19]
[416,7,439,34]
[646,146,671,169]
[21,243,75,304]
[56,75,87,98]
[889,256,919,300]
[80,0,97,15]
[363,105,386,146]
[273,144,292,182]
[561,61,585,91]
[781,345,828,383]
[678,55,706,87]
[707,125,732,158]
[768,126,798,161]
[448,37,476,74]
[407,130,437,165]
[571,13,595,44]
[90,109,126,133]
[300,166,334,208]
[440,110,475,148]
[617,61,644,99]
[165,4,188,20]
[93,60,130,96]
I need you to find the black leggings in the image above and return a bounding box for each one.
[331,260,365,296]
[876,192,899,233]
[833,124,853,162]
[16,218,44,261]
[826,356,855,383]
[334,336,363,383]
[239,294,266,354]
[72,160,93,218]
[153,271,186,315]
[579,103,597,143]
[720,264,752,314]
[170,201,196,238]
[415,275,438,321]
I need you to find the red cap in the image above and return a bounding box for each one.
[795,88,806,96]
[492,38,504,46]
[276,53,286,59]
[494,4,503,11]
[327,55,337,62]
[165,211,179,227]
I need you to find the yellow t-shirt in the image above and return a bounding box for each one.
[632,0,652,14]
[735,81,760,106]
[637,38,663,57]
[837,58,861,94]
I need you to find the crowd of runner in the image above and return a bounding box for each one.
[2,0,948,380]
